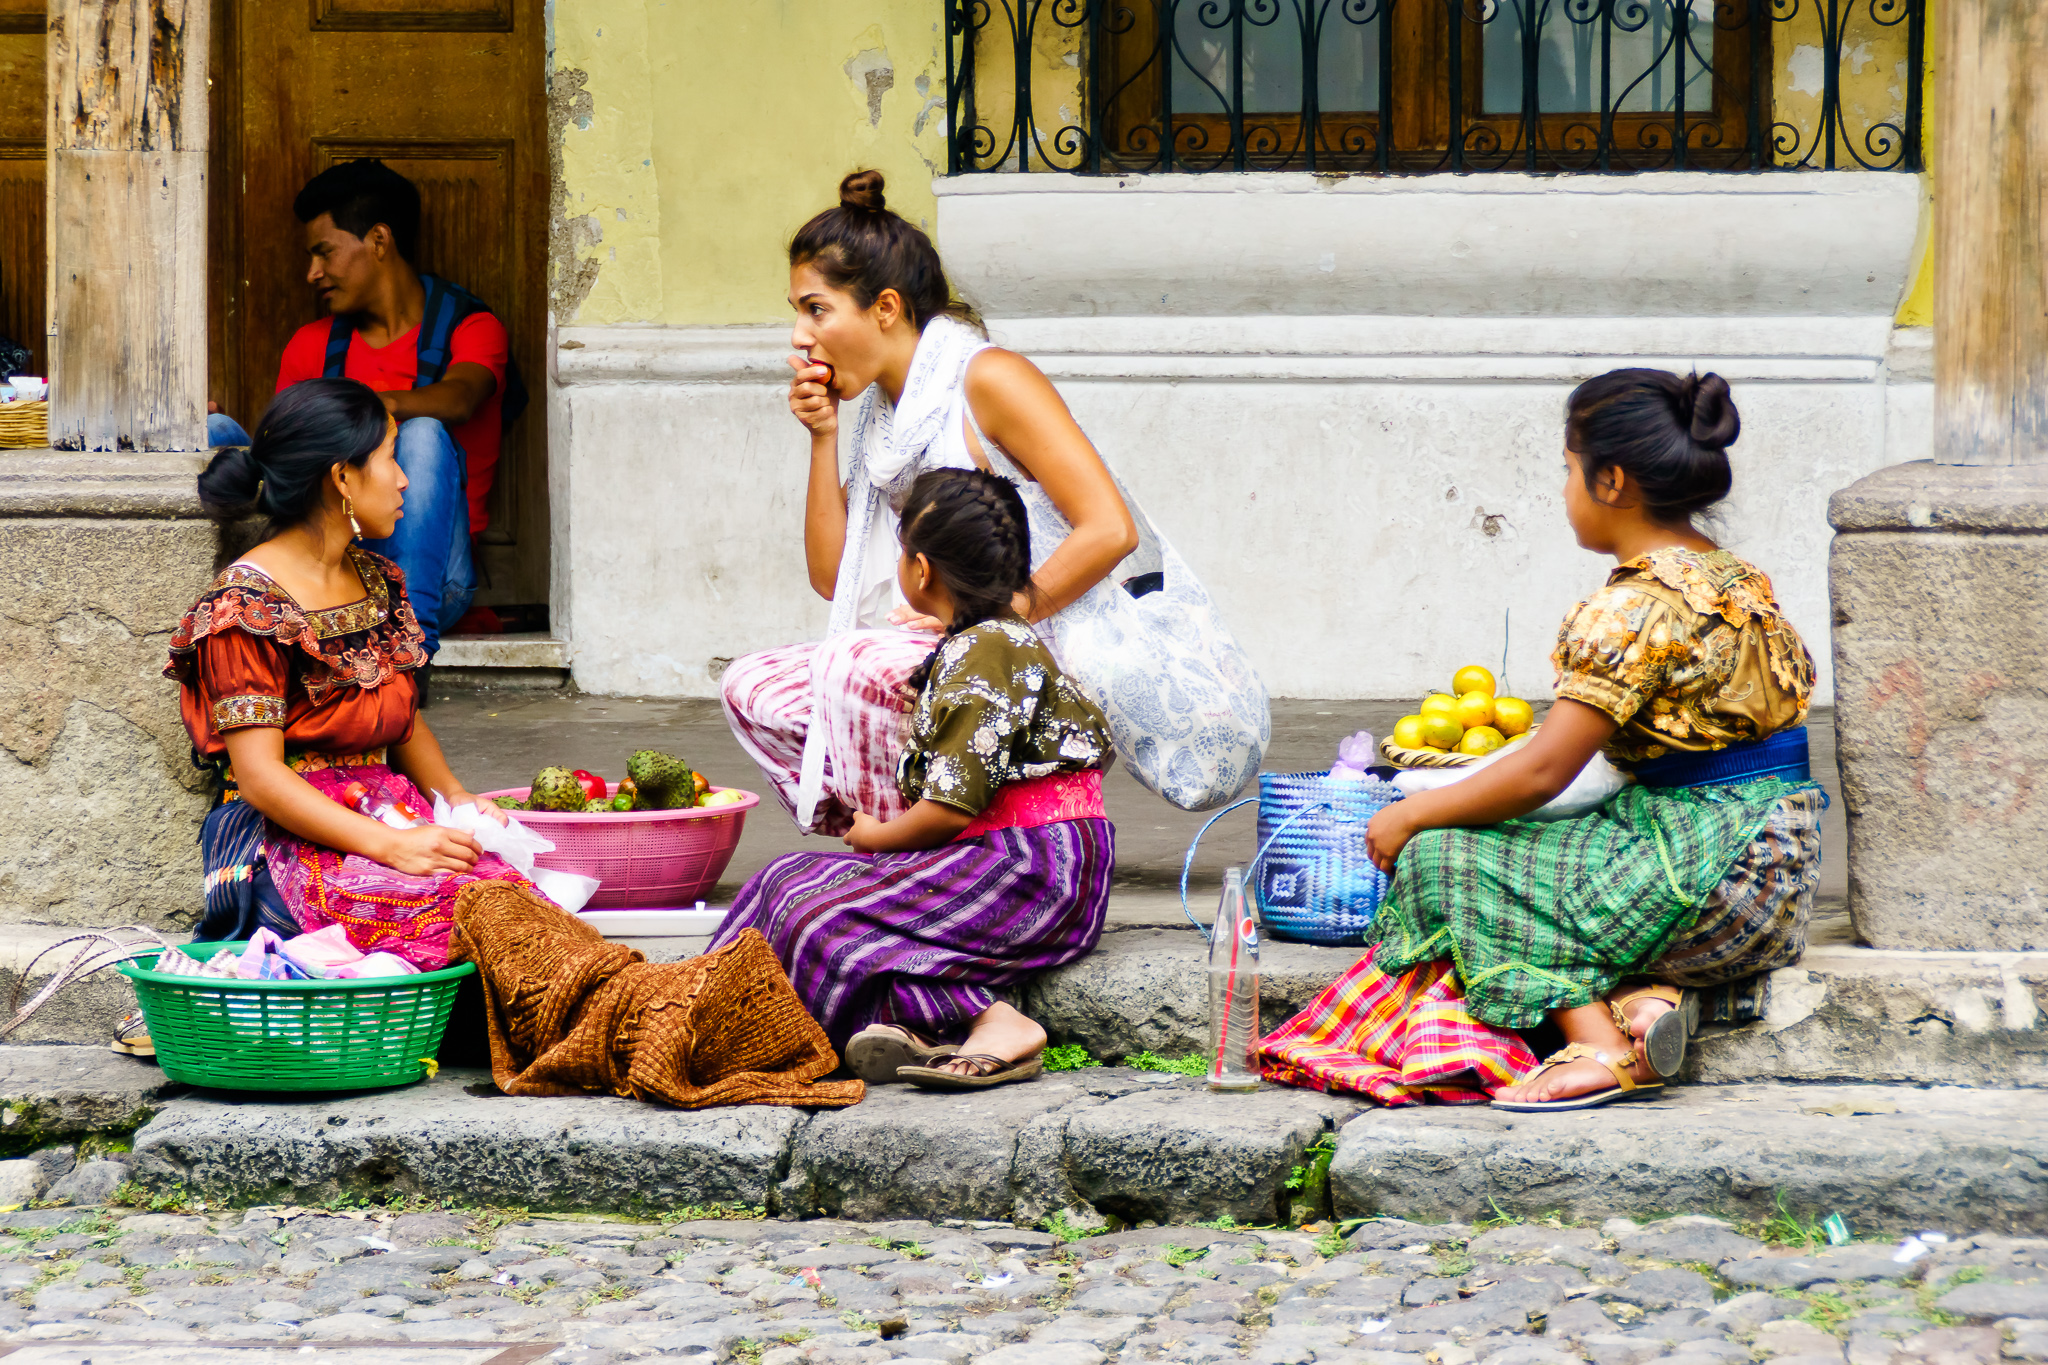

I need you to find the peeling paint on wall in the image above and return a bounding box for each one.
[845,47,896,129]
[547,65,600,324]
[553,1,945,326]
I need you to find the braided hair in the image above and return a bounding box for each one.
[899,467,1037,691]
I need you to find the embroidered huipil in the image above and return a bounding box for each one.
[166,548,535,969]
[165,547,426,765]
[1552,547,1815,767]
[895,619,1112,816]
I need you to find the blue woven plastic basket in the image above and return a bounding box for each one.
[1181,770,1405,946]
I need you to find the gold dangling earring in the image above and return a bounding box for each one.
[343,495,362,540]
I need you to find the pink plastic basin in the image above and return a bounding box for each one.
[476,784,758,909]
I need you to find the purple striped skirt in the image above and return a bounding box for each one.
[709,818,1115,1050]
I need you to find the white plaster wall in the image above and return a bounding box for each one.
[552,173,1928,704]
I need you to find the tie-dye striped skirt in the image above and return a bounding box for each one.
[709,817,1115,1050]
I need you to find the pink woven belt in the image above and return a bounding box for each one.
[957,770,1106,841]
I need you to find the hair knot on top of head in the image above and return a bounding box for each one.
[839,169,887,213]
[790,170,982,335]
[1565,367,1740,527]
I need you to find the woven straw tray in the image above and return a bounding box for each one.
[0,401,48,450]
[1379,723,1540,769]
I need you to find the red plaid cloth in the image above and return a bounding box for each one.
[1257,946,1539,1106]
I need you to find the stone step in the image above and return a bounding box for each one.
[0,1043,2040,1232]
[113,1068,2048,1233]
[1023,904,2048,1089]
[432,633,569,688]
[6,901,2044,1095]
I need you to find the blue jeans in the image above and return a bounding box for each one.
[361,418,476,657]
[207,413,252,447]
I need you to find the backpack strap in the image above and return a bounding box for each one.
[412,274,464,388]
[411,274,529,425]
[322,313,354,378]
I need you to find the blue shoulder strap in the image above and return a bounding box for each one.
[323,274,528,425]
[412,274,464,388]
[321,313,353,378]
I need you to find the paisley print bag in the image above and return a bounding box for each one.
[984,444,1270,812]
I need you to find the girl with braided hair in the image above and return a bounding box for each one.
[710,467,1115,1090]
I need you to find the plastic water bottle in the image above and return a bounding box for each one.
[340,779,426,829]
[1207,866,1262,1092]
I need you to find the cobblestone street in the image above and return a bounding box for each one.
[0,1199,2042,1365]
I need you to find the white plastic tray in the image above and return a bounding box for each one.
[575,908,727,938]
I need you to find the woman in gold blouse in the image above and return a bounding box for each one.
[1274,370,1822,1113]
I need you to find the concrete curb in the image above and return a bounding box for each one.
[115,1068,2048,1233]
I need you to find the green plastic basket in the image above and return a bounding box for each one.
[117,941,475,1092]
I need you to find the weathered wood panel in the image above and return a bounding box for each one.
[0,147,45,375]
[47,0,209,451]
[48,150,206,450]
[1934,0,2048,467]
[47,0,207,152]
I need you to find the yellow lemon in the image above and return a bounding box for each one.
[1392,715,1430,750]
[1494,696,1535,737]
[1452,664,1497,698]
[1455,690,1496,730]
[1457,725,1506,756]
[1419,693,1460,722]
[1420,714,1464,750]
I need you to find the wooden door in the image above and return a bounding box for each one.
[210,0,549,608]
[0,2,44,377]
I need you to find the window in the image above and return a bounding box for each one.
[946,0,1924,175]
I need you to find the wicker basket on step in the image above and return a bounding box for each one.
[0,402,48,450]
[1380,723,1542,769]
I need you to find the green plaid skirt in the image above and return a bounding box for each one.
[1366,778,1812,1029]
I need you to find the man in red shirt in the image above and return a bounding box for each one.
[272,160,510,656]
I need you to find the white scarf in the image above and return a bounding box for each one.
[795,316,990,830]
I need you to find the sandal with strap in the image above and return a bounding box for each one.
[844,1024,952,1084]
[1491,1041,1664,1113]
[897,1051,1044,1092]
[1607,983,1698,1080]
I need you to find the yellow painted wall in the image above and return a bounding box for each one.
[1766,0,1937,325]
[553,0,949,327]
[553,1,1940,326]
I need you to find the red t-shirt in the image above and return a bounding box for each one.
[276,311,509,535]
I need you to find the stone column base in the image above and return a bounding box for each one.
[1829,460,2048,950]
[0,453,215,931]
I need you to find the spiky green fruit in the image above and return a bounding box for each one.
[528,766,587,812]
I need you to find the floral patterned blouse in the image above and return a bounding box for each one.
[164,547,427,761]
[1552,547,1815,766]
[896,618,1113,816]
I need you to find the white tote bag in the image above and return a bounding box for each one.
[984,442,1271,812]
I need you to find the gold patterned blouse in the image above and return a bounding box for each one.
[896,619,1113,816]
[1552,547,1815,766]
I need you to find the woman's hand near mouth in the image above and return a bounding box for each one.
[788,354,839,439]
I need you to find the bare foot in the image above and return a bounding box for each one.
[1494,1000,1658,1106]
[935,1002,1046,1078]
[1493,1049,1658,1105]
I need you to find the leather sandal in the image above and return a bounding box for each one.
[1607,983,1698,1080]
[844,1024,952,1084]
[1491,1041,1664,1113]
[897,1051,1044,1091]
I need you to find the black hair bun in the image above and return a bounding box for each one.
[197,444,265,516]
[839,169,886,213]
[1683,372,1740,451]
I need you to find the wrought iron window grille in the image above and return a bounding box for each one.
[944,0,1924,175]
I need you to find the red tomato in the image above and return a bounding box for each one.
[572,769,607,801]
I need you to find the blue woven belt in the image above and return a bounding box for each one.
[1628,726,1810,789]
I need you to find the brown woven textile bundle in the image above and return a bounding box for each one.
[450,881,862,1109]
